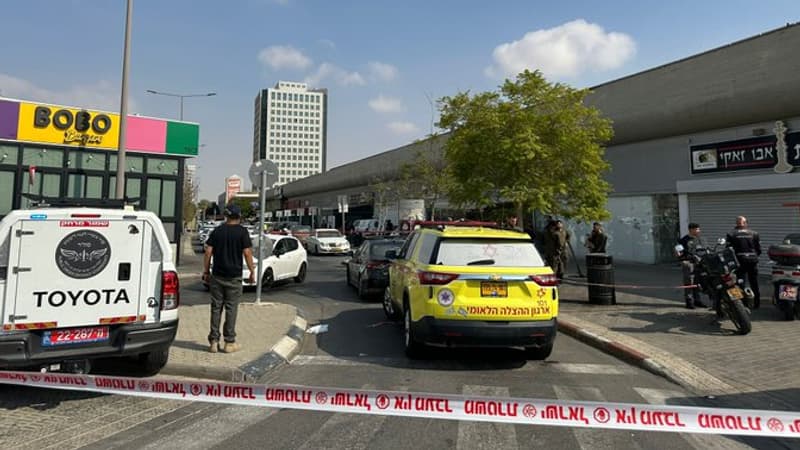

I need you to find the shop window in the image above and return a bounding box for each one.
[108,176,142,201]
[0,171,15,215]
[147,158,179,175]
[146,179,161,215]
[109,155,143,173]
[21,172,61,208]
[68,174,102,199]
[0,145,19,166]
[161,180,176,217]
[67,152,106,171]
[22,147,64,168]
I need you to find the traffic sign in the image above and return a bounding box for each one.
[249,159,279,189]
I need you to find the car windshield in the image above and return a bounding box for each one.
[369,241,405,259]
[317,230,341,238]
[292,225,311,233]
[435,238,544,267]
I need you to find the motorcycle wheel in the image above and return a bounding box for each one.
[727,298,752,335]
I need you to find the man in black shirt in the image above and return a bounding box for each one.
[203,204,256,353]
[726,216,762,308]
[677,222,705,309]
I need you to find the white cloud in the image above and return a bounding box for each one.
[387,121,419,135]
[367,61,399,82]
[369,95,405,113]
[0,72,133,112]
[485,19,636,79]
[304,63,366,87]
[257,45,313,71]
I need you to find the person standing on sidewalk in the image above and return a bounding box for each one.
[726,216,762,308]
[545,220,570,281]
[203,204,256,353]
[676,222,705,309]
[585,222,608,253]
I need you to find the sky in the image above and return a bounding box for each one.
[1,0,798,200]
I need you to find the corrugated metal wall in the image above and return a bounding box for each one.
[687,189,800,272]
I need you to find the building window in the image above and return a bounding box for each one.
[0,145,19,166]
[22,147,64,168]
[147,158,179,176]
[68,174,103,199]
[21,172,61,208]
[109,155,144,173]
[0,171,15,215]
[108,176,142,200]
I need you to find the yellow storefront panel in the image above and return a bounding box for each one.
[17,102,120,150]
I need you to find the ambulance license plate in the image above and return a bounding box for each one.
[779,285,798,301]
[481,282,508,297]
[42,327,110,346]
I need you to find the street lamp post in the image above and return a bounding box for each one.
[116,0,133,200]
[145,90,216,120]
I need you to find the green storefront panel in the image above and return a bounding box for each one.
[166,122,200,156]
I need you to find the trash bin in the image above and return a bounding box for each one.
[586,253,616,305]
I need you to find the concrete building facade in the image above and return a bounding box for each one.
[253,81,328,186]
[266,23,800,266]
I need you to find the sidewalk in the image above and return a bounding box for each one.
[557,261,799,411]
[159,235,307,382]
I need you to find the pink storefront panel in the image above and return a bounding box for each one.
[126,116,167,153]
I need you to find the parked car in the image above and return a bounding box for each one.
[307,228,351,255]
[385,221,559,359]
[290,224,312,248]
[204,234,307,290]
[346,238,407,300]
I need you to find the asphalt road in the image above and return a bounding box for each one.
[86,254,756,450]
[0,252,774,449]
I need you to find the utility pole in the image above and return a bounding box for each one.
[116,0,133,200]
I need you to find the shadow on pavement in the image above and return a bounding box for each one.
[311,307,529,371]
[607,311,743,336]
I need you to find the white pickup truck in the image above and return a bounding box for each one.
[0,208,179,374]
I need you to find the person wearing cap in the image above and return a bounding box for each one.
[203,204,256,353]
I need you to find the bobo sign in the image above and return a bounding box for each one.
[17,103,120,149]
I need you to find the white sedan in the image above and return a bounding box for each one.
[306,228,351,255]
[205,235,307,289]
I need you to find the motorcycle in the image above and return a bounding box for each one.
[683,239,753,335]
[768,234,800,321]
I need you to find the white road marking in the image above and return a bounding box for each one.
[553,385,643,450]
[633,388,750,450]
[139,405,277,450]
[297,384,389,450]
[550,363,637,375]
[457,385,518,450]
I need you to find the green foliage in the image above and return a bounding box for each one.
[437,70,613,222]
[396,136,453,219]
[228,196,256,218]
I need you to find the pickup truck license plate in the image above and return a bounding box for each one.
[779,285,798,301]
[481,282,508,297]
[42,327,109,346]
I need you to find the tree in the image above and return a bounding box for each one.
[182,177,198,229]
[228,196,256,219]
[437,70,613,225]
[397,137,453,220]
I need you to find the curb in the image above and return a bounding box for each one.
[558,319,685,389]
[160,308,307,383]
[240,310,307,382]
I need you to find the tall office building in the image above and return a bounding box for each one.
[253,81,328,186]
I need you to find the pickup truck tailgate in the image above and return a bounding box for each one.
[8,218,146,329]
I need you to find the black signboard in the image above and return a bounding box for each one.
[690,131,800,174]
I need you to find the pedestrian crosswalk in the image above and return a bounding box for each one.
[120,353,754,450]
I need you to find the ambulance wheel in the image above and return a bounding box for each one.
[140,346,170,376]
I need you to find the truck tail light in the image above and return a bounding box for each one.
[161,270,180,310]
[417,271,459,285]
[71,213,102,218]
[530,274,559,286]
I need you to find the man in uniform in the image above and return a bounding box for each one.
[677,222,705,309]
[585,222,608,253]
[726,216,762,308]
[545,220,570,281]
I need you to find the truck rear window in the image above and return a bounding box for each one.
[434,239,545,267]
